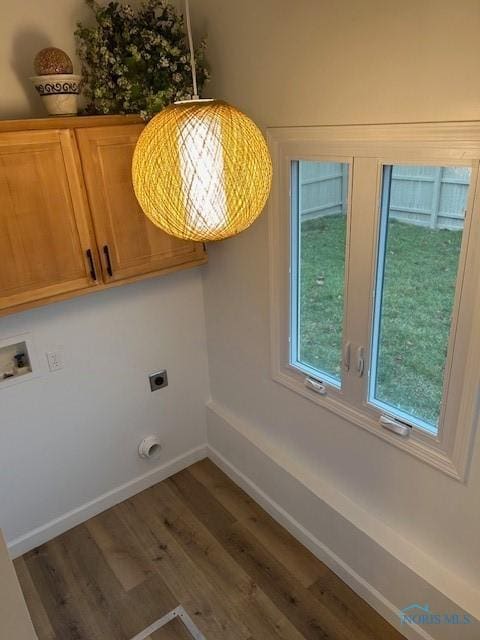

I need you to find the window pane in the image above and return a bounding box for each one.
[370,164,470,433]
[291,160,349,386]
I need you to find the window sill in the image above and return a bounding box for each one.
[272,366,470,481]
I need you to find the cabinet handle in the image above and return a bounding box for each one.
[103,245,113,277]
[86,249,97,281]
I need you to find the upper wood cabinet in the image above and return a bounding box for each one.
[0,116,207,316]
[0,129,98,312]
[76,125,205,283]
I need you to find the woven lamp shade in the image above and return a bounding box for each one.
[132,100,272,241]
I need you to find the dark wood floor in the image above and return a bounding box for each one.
[15,459,405,640]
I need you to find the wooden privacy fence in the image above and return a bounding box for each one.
[299,163,469,230]
[298,161,348,220]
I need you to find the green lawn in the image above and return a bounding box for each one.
[299,214,462,426]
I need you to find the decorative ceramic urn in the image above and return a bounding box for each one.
[30,48,81,116]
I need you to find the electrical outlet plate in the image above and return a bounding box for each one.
[149,369,168,392]
[46,349,64,372]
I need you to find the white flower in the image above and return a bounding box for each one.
[77,0,209,118]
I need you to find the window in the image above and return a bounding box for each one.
[269,124,480,480]
[369,165,470,435]
[291,161,350,387]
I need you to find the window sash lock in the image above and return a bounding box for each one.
[356,346,365,377]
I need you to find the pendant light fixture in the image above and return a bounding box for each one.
[132,0,272,242]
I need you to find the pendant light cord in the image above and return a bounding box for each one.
[184,0,199,100]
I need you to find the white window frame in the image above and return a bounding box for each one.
[267,122,480,481]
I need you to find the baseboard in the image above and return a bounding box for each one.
[7,444,208,558]
[206,401,480,640]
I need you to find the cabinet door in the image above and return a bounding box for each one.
[76,125,206,283]
[0,130,99,313]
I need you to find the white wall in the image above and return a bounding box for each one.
[197,0,480,629]
[0,0,90,119]
[0,275,209,553]
[0,0,209,552]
